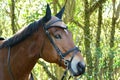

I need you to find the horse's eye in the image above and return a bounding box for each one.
[54,34,62,39]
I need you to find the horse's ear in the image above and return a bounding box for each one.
[55,6,65,19]
[43,4,51,22]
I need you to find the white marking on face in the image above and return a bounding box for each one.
[64,29,68,35]
[71,56,80,73]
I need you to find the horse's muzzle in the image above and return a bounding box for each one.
[71,61,86,76]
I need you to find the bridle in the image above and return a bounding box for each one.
[44,18,81,80]
[7,18,81,80]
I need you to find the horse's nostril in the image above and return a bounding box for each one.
[77,62,85,74]
[78,62,85,68]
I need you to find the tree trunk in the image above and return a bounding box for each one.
[53,0,57,15]
[94,3,102,80]
[10,0,16,34]
[84,0,92,79]
[108,0,116,79]
[64,0,75,23]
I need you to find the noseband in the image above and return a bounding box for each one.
[44,19,80,80]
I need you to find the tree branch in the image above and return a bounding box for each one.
[88,0,107,15]
[71,19,84,30]
[37,60,58,80]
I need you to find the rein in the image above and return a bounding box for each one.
[7,47,15,80]
[7,47,34,80]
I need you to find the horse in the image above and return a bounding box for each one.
[0,4,85,80]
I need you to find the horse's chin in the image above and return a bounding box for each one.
[59,65,83,76]
[69,68,80,76]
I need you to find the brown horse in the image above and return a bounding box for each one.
[0,4,85,80]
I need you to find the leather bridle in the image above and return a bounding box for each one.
[44,19,81,80]
[7,47,15,80]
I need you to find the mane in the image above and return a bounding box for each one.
[0,18,44,48]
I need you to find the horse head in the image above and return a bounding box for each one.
[39,4,86,76]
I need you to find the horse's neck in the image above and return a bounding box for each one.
[10,30,43,79]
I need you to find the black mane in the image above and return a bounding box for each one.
[0,19,43,48]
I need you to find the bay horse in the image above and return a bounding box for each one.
[0,4,85,80]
